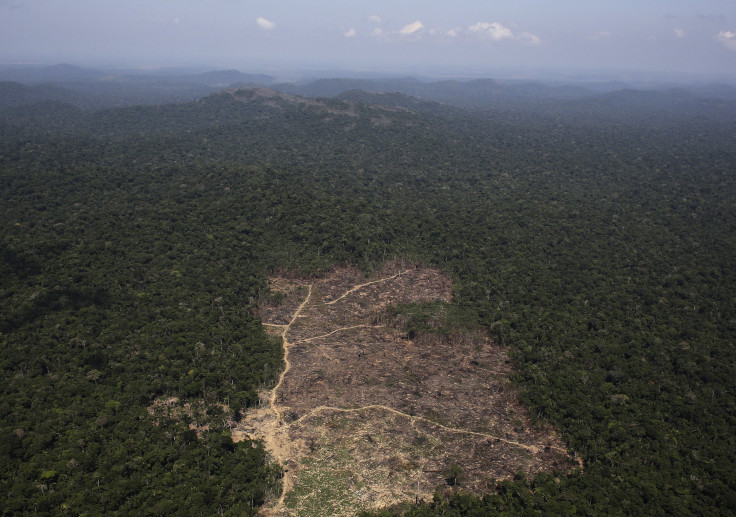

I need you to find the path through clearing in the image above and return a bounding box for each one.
[288,403,569,455]
[270,285,313,423]
[236,262,574,516]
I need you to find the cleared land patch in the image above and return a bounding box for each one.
[234,262,573,516]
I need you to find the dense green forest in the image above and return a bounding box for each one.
[1,80,735,515]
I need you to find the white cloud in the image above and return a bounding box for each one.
[674,28,685,38]
[371,27,384,37]
[589,31,611,40]
[256,17,275,31]
[399,20,424,35]
[446,27,460,37]
[344,28,356,38]
[468,22,513,40]
[369,15,381,24]
[716,30,736,50]
[518,31,540,45]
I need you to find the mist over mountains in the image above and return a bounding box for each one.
[2,63,736,115]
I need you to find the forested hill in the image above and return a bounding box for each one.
[0,65,275,110]
[1,84,736,515]
[273,76,594,104]
[1,86,428,136]
[273,75,736,116]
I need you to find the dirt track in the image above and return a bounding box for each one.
[235,261,575,516]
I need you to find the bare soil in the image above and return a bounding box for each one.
[236,261,576,516]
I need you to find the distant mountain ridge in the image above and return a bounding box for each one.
[274,77,736,124]
[272,76,607,106]
[3,63,736,129]
[272,75,736,117]
[0,64,275,109]
[0,81,89,108]
[0,64,274,86]
[3,63,736,117]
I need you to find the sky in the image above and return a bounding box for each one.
[1,0,736,80]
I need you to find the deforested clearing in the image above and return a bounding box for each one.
[236,261,575,516]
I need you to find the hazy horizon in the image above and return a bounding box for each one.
[2,1,736,83]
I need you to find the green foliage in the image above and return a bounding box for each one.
[385,302,479,338]
[444,464,464,487]
[2,86,736,515]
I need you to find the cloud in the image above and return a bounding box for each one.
[256,17,275,31]
[674,29,685,38]
[468,22,513,41]
[173,17,181,25]
[369,15,381,24]
[399,20,424,35]
[518,32,540,45]
[344,28,356,38]
[446,28,460,37]
[371,27,384,38]
[716,30,736,50]
[589,31,611,40]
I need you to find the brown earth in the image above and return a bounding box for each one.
[235,261,576,516]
